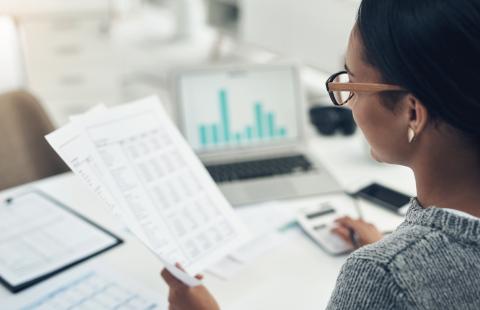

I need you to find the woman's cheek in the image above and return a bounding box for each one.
[350,100,387,162]
[350,101,372,141]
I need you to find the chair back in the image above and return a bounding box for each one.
[0,91,68,190]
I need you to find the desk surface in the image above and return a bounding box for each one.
[0,133,415,309]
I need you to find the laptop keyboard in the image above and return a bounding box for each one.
[205,155,314,183]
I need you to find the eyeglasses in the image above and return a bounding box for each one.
[325,71,406,106]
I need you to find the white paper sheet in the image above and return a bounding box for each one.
[48,113,200,288]
[2,264,168,310]
[207,202,298,280]
[44,122,117,210]
[46,96,250,286]
[234,202,296,236]
[0,192,118,287]
[206,256,245,280]
[229,231,287,263]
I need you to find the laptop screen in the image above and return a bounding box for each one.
[177,65,301,153]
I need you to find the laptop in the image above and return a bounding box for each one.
[173,63,341,205]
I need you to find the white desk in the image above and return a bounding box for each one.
[0,132,414,309]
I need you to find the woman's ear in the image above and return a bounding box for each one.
[406,95,429,137]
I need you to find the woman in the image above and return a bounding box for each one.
[161,0,480,308]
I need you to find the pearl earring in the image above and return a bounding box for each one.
[408,127,415,143]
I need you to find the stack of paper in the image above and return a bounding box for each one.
[207,201,298,280]
[45,96,250,286]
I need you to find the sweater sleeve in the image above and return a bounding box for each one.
[326,256,406,310]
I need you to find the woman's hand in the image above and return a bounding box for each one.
[332,216,384,248]
[161,264,220,310]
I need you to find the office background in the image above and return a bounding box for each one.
[0,1,416,309]
[0,0,359,124]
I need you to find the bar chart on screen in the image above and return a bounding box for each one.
[179,66,299,151]
[197,89,288,147]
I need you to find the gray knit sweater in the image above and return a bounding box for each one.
[327,199,480,309]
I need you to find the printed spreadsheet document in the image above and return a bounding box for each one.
[46,96,249,286]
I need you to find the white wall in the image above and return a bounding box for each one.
[241,0,360,73]
[0,0,109,16]
[0,16,24,93]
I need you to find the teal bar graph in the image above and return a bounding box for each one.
[199,125,208,145]
[219,89,230,143]
[267,113,275,137]
[211,124,219,145]
[198,89,288,148]
[246,126,253,140]
[255,103,263,139]
[235,133,242,143]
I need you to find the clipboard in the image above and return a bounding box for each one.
[0,191,123,293]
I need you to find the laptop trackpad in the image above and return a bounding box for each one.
[222,178,298,205]
[250,179,297,199]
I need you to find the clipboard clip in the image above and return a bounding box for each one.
[2,197,13,206]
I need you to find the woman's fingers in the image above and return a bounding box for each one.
[175,262,186,272]
[335,216,370,231]
[334,216,384,246]
[161,265,220,310]
[161,268,183,288]
[174,262,204,280]
[335,216,355,228]
[335,216,351,223]
[331,226,353,244]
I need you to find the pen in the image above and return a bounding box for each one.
[349,228,360,248]
[347,192,364,220]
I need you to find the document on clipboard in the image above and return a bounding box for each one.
[0,191,122,293]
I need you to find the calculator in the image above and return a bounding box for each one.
[297,200,356,255]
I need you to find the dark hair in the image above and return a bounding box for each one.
[356,0,480,142]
